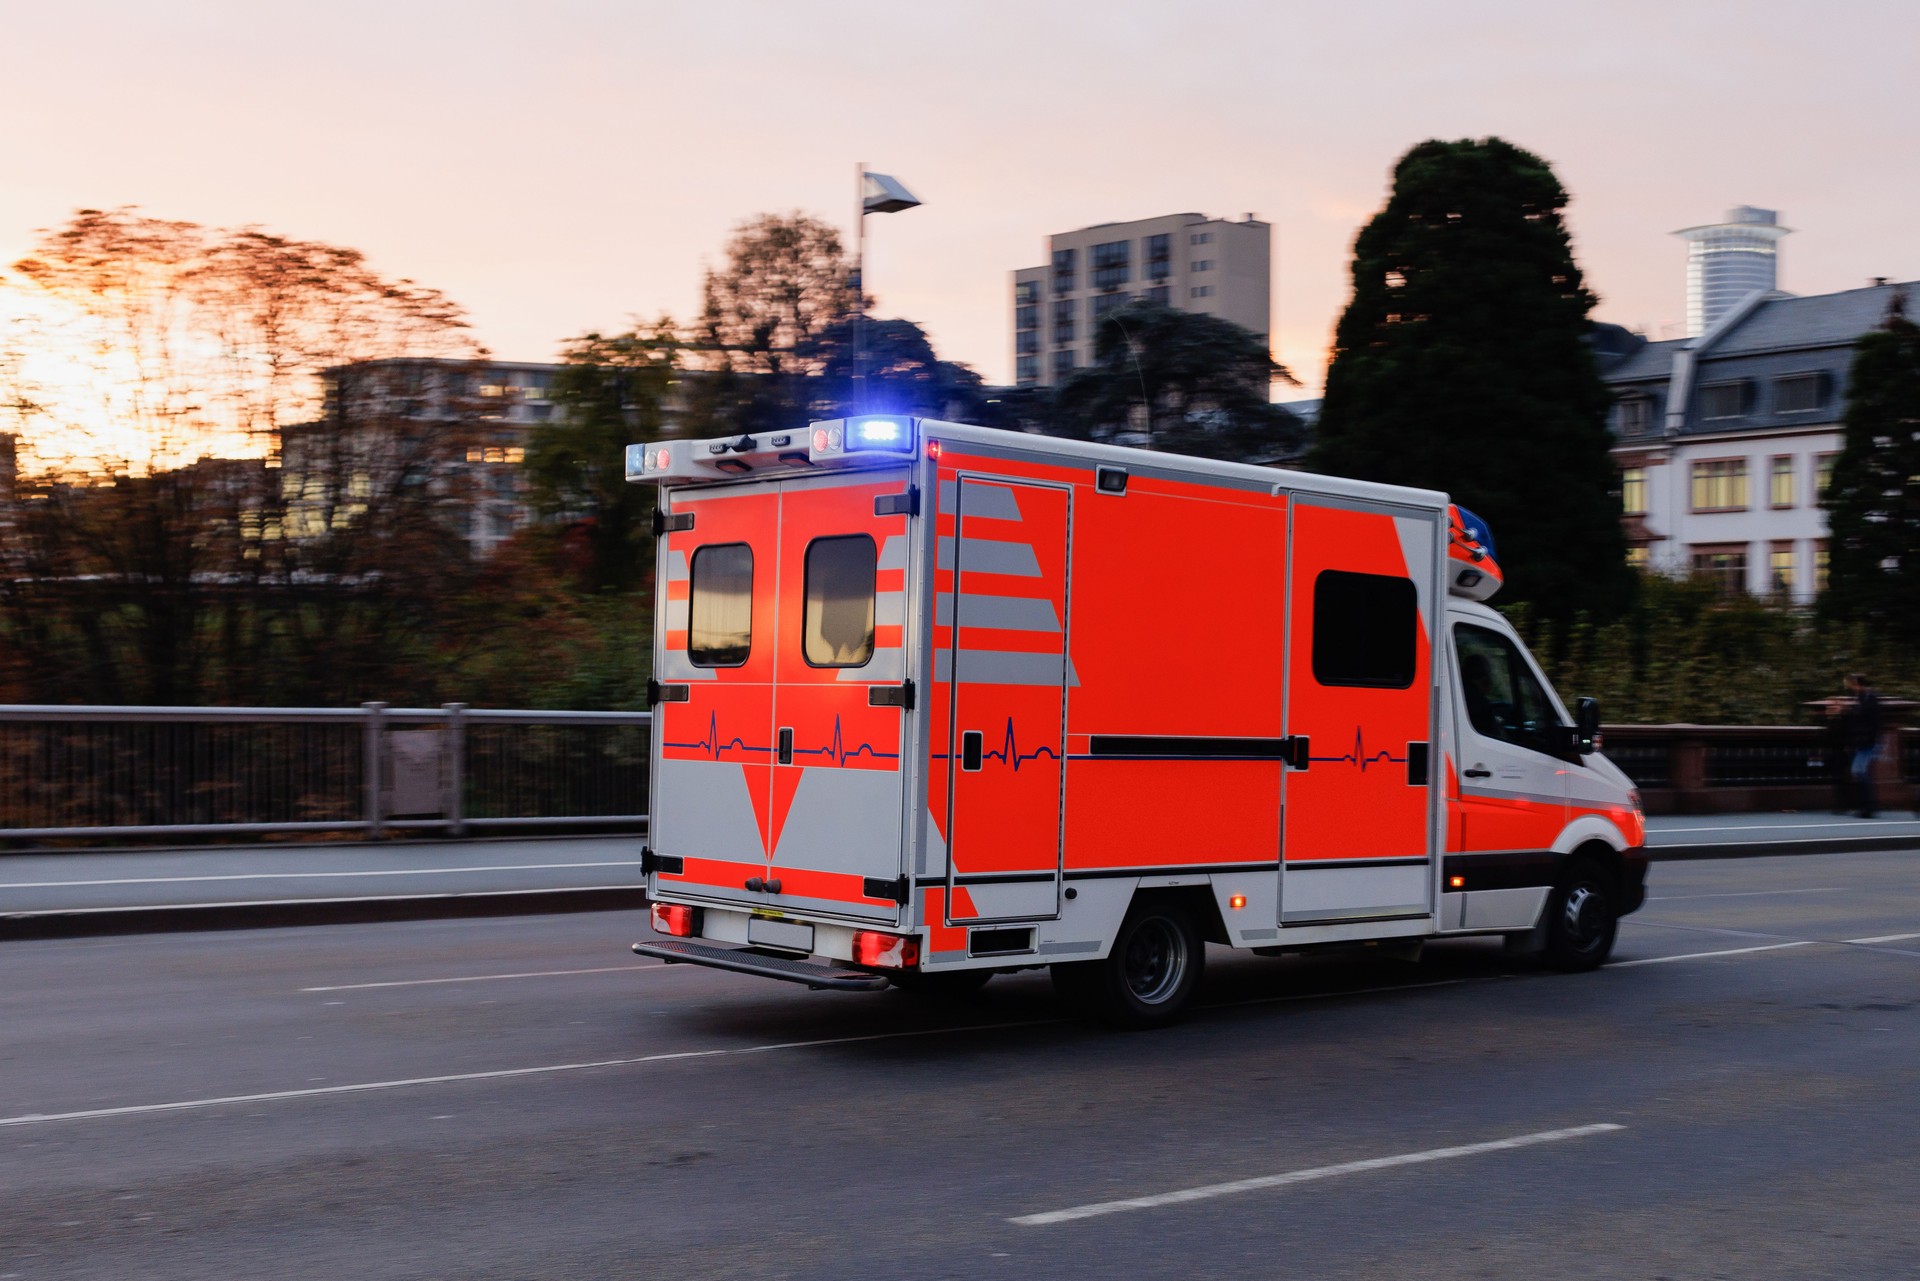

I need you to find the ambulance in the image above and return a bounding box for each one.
[626,416,1647,1027]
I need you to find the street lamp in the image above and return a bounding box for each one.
[853,164,921,409]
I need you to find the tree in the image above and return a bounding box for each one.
[1309,138,1633,624]
[525,322,680,595]
[1049,303,1302,461]
[807,314,989,422]
[0,208,487,704]
[1821,292,1920,639]
[689,212,859,435]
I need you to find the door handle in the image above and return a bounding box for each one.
[1463,766,1492,779]
[961,730,984,772]
[777,727,793,766]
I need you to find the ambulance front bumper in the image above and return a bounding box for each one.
[633,939,890,991]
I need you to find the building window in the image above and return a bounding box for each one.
[1312,571,1417,689]
[689,543,754,666]
[1770,455,1796,508]
[1773,372,1828,414]
[1698,380,1754,420]
[1052,298,1075,342]
[1191,231,1213,245]
[1145,233,1171,280]
[1816,452,1839,498]
[1815,539,1830,592]
[1769,542,1796,596]
[1620,466,1647,515]
[1626,546,1650,569]
[1016,330,1039,355]
[803,536,876,667]
[1192,259,1215,273]
[1091,240,1131,291]
[1190,285,1215,299]
[1015,304,1037,331]
[1052,349,1075,379]
[1015,279,1039,305]
[1144,285,1170,305]
[1689,544,1749,595]
[1052,248,1076,294]
[1615,395,1654,437]
[1690,459,1748,512]
[1016,354,1038,384]
[1091,292,1131,318]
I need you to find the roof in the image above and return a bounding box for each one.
[1598,281,1917,383]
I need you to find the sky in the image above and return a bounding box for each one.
[3,0,1917,403]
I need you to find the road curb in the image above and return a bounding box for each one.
[1649,835,1920,860]
[0,886,651,942]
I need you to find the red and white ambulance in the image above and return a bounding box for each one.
[627,416,1647,1026]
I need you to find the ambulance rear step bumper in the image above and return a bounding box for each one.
[632,939,890,991]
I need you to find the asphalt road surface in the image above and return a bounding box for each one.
[3,850,1917,1280]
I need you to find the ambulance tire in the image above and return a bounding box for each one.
[888,969,993,998]
[1054,900,1205,1029]
[1542,856,1620,972]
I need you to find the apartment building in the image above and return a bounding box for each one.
[1598,280,1916,603]
[1012,213,1270,387]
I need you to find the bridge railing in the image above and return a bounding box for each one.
[0,704,650,841]
[1600,723,1917,814]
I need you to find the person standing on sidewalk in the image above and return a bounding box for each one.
[1848,673,1882,819]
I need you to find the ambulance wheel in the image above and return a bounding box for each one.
[888,969,992,997]
[1543,857,1619,972]
[1055,901,1204,1029]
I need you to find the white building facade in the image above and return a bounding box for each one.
[1012,212,1270,387]
[1598,281,1915,603]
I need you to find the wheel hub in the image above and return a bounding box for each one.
[1123,918,1187,1004]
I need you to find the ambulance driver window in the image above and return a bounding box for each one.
[1453,623,1560,756]
[1311,570,1417,688]
[803,535,877,667]
[688,543,753,666]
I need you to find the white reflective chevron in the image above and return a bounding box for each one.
[935,649,1079,687]
[936,592,1061,632]
[878,536,910,571]
[940,478,1024,521]
[937,536,1040,576]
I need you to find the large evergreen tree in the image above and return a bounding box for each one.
[1821,291,1920,640]
[1309,138,1632,623]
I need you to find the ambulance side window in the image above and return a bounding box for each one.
[803,535,877,667]
[688,543,753,666]
[1311,570,1416,688]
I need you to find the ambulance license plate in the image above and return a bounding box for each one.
[748,918,814,953]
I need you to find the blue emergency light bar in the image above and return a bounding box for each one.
[809,416,916,460]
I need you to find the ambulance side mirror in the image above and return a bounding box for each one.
[1574,697,1602,756]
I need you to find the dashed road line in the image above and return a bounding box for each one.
[303,964,668,992]
[4,862,646,889]
[1609,941,1820,968]
[1010,1124,1626,1225]
[1649,888,1840,901]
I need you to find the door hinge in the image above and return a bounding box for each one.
[653,509,694,535]
[874,486,919,518]
[868,680,915,710]
[640,847,684,876]
[648,678,690,705]
[863,874,911,905]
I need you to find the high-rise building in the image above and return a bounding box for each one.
[1012,213,1270,387]
[1674,206,1790,337]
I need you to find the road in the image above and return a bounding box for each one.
[3,850,1917,1280]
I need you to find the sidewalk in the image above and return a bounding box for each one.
[2,814,1913,939]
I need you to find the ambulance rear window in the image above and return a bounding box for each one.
[688,543,753,666]
[803,535,877,667]
[1312,570,1416,689]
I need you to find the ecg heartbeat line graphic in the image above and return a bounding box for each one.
[935,718,1061,772]
[1309,726,1408,772]
[662,710,897,764]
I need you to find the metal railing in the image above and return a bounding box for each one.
[0,704,650,841]
[1599,723,1918,813]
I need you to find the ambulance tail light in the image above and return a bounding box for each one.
[651,902,701,938]
[851,930,920,970]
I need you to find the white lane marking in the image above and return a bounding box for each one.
[303,964,668,992]
[1609,941,1819,968]
[1648,888,1841,901]
[2,887,641,919]
[1846,932,1920,945]
[0,1019,1061,1129]
[4,862,646,889]
[1010,1124,1625,1226]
